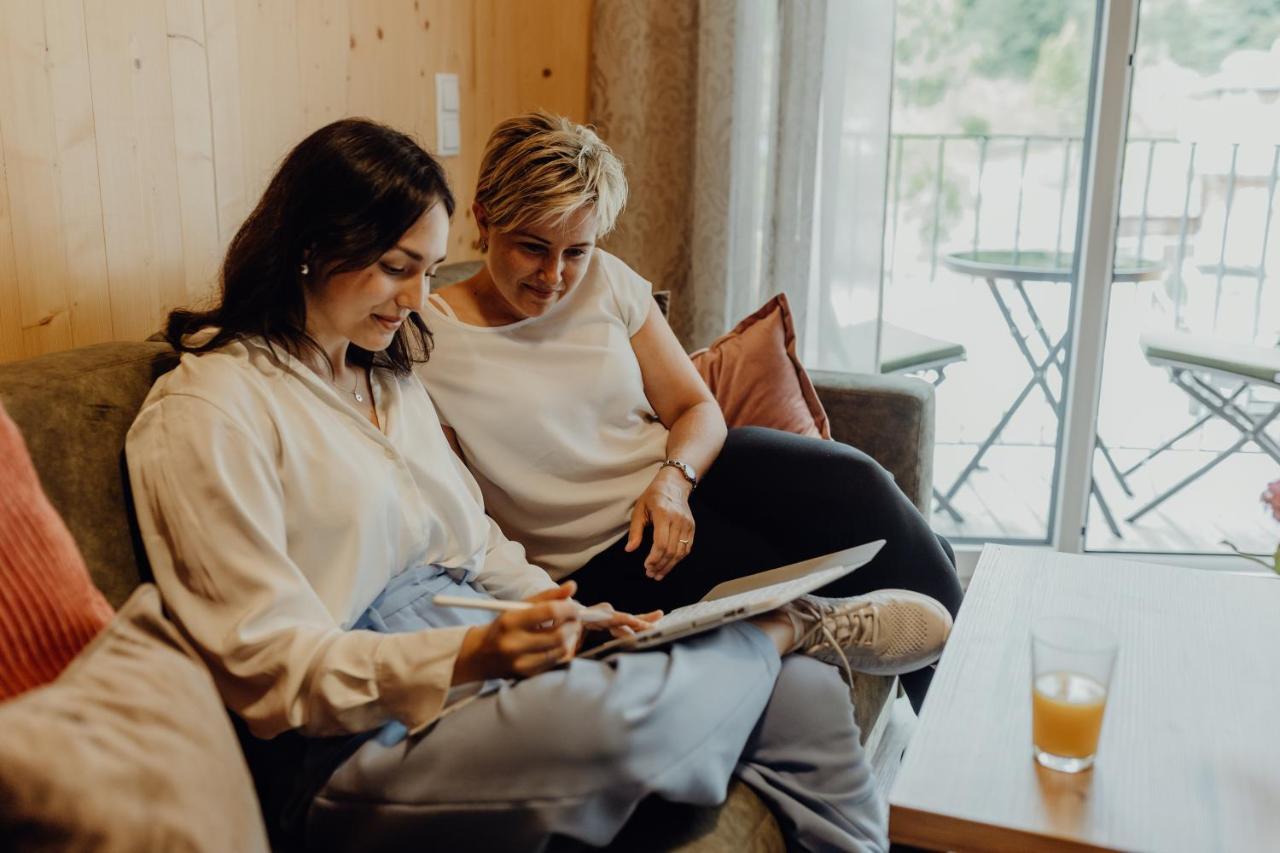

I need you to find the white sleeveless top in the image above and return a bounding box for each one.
[417,249,669,578]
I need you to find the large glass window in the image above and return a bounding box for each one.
[1089,5,1280,553]
[883,1,1100,542]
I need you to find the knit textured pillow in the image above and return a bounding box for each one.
[0,402,114,701]
[0,584,270,852]
[689,294,832,439]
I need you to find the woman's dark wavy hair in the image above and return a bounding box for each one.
[166,118,454,375]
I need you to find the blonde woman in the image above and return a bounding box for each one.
[418,111,962,710]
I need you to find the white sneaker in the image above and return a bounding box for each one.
[783,590,953,677]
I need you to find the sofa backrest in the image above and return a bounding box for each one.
[0,271,934,610]
[0,263,496,610]
[0,343,178,608]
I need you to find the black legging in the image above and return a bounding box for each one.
[569,426,963,711]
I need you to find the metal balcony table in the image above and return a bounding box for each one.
[941,250,1164,538]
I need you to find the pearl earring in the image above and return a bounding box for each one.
[299,263,310,276]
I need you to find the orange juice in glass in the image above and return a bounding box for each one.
[1030,618,1117,773]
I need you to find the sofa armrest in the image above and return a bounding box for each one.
[810,370,934,514]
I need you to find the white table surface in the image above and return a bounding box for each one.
[889,544,1280,852]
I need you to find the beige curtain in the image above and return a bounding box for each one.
[590,0,717,346]
[591,0,774,349]
[591,0,889,370]
[591,0,829,350]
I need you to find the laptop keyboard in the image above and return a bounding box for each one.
[578,545,883,661]
[650,598,749,632]
[648,568,844,634]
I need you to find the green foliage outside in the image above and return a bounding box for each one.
[889,0,1280,259]
[897,0,1280,115]
[1138,0,1280,74]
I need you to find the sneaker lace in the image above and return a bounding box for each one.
[791,598,878,689]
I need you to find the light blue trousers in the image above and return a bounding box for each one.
[305,567,888,852]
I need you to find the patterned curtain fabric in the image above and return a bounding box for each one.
[589,0,701,342]
[687,0,741,349]
[591,0,888,370]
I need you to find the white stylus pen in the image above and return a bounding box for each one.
[432,594,615,624]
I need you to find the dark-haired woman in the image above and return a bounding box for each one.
[125,118,941,852]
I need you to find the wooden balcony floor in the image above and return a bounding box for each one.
[931,443,1278,555]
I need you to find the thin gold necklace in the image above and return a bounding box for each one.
[334,367,365,404]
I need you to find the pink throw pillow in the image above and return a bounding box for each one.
[0,403,114,701]
[690,294,831,439]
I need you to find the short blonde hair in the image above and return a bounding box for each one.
[475,110,628,239]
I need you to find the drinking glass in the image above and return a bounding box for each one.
[1030,618,1118,773]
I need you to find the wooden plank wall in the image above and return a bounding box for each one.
[0,0,593,362]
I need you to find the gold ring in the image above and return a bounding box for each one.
[679,539,690,545]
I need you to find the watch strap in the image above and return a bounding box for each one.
[661,459,698,489]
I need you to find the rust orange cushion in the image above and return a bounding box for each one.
[0,403,114,701]
[690,294,831,439]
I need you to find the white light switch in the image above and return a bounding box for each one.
[435,73,460,156]
[438,74,459,111]
[441,115,460,153]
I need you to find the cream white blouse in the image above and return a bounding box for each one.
[126,335,556,739]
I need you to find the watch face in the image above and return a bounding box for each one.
[667,460,696,483]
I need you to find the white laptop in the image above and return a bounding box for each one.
[581,539,885,659]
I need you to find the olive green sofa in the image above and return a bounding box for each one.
[0,325,933,851]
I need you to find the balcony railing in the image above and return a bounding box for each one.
[875,132,1280,549]
[884,133,1280,342]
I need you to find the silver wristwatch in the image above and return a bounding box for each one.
[661,459,698,489]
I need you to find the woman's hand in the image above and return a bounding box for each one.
[624,467,695,580]
[581,601,663,639]
[452,583,584,683]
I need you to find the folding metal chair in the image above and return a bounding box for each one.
[854,322,968,523]
[1125,331,1280,523]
